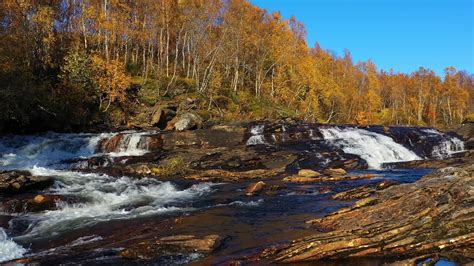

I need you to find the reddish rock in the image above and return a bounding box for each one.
[99,134,124,153]
[322,168,347,177]
[245,181,266,196]
[297,169,321,178]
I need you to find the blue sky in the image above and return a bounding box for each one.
[250,0,473,75]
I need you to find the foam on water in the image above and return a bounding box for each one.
[0,228,27,262]
[0,132,153,170]
[421,129,465,159]
[106,131,151,157]
[10,167,212,240]
[246,125,267,145]
[0,133,113,170]
[320,127,422,169]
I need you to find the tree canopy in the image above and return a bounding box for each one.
[0,0,472,132]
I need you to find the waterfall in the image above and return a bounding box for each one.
[320,127,422,169]
[246,125,267,145]
[0,132,153,170]
[421,129,465,159]
[108,131,150,157]
[0,133,112,170]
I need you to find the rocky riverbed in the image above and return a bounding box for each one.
[0,121,472,264]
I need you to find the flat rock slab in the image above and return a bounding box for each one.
[119,234,222,259]
[265,163,474,264]
[331,180,398,200]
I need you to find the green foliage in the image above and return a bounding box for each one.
[59,50,94,94]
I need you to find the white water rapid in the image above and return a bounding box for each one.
[0,131,213,262]
[319,127,422,169]
[246,125,267,145]
[421,129,465,159]
[0,228,27,262]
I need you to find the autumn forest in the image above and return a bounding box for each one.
[1,0,473,133]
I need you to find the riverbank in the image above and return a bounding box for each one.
[0,122,472,264]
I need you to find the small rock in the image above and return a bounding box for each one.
[323,168,347,177]
[34,195,46,203]
[297,169,321,178]
[245,181,266,196]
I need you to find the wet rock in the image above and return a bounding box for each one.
[332,180,398,200]
[245,181,266,196]
[1,194,64,213]
[322,168,347,177]
[99,134,124,153]
[297,169,321,178]
[119,234,221,260]
[0,170,53,194]
[265,163,474,263]
[133,164,152,175]
[167,112,203,131]
[317,186,332,194]
[186,168,284,182]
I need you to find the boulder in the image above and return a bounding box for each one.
[322,168,347,177]
[167,112,203,131]
[297,169,321,178]
[0,171,53,194]
[245,181,266,196]
[98,134,124,153]
[151,106,176,129]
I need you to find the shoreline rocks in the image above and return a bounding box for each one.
[0,171,53,194]
[264,163,474,264]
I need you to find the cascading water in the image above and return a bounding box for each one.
[0,228,27,262]
[0,131,212,262]
[246,125,267,145]
[421,129,465,159]
[320,127,422,169]
[106,131,153,157]
[13,167,212,240]
[0,133,113,170]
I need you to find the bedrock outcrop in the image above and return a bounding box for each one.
[263,163,474,264]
